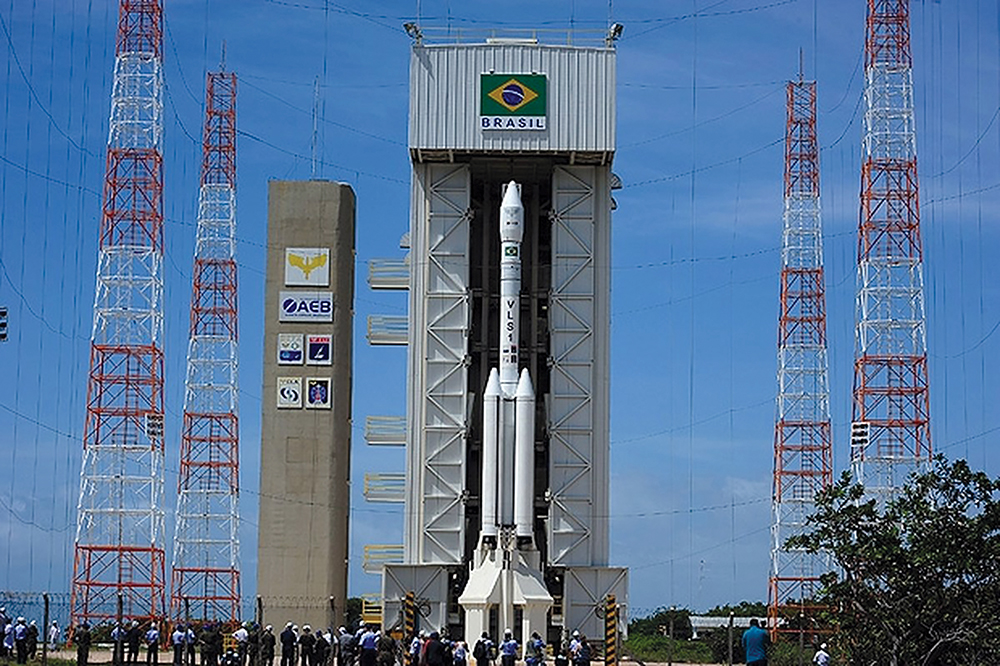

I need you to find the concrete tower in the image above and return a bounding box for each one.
[257,181,355,629]
[371,27,627,642]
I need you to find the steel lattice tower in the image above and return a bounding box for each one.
[70,0,167,626]
[851,0,931,502]
[169,70,240,622]
[768,73,833,637]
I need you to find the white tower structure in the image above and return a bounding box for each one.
[851,0,932,502]
[70,0,168,626]
[372,27,627,642]
[170,69,241,622]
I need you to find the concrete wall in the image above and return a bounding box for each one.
[258,180,355,630]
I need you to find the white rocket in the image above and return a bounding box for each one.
[461,181,551,643]
[480,181,536,547]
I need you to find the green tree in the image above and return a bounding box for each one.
[345,597,363,629]
[789,456,1000,666]
[627,607,692,640]
[703,601,767,618]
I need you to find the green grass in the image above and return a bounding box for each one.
[624,634,714,664]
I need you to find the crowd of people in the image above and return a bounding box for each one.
[409,627,592,666]
[0,606,60,664]
[1,607,595,666]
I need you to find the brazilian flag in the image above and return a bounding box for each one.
[481,74,547,116]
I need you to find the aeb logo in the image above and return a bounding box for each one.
[278,291,334,322]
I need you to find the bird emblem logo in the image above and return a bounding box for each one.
[288,252,327,278]
[285,248,331,286]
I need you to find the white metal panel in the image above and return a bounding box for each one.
[409,44,615,153]
[547,166,611,567]
[405,164,471,565]
[562,567,628,639]
[381,564,451,634]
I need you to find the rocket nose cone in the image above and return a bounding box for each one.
[500,181,524,243]
[515,368,535,398]
[502,181,523,210]
[485,367,502,396]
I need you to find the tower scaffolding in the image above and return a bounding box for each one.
[768,70,833,638]
[851,0,931,503]
[170,69,241,623]
[70,0,167,627]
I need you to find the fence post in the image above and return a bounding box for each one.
[116,592,124,666]
[797,612,804,666]
[727,613,733,666]
[42,593,50,666]
[667,606,675,666]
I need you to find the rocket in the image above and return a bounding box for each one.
[480,181,536,548]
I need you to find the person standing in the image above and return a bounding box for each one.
[48,620,62,652]
[375,631,395,666]
[312,631,330,666]
[741,619,770,666]
[234,623,250,666]
[280,624,297,666]
[248,624,261,666]
[357,626,378,666]
[13,616,28,664]
[811,643,829,666]
[337,628,354,666]
[570,637,589,666]
[451,641,467,666]
[524,633,544,666]
[26,620,38,660]
[298,626,315,666]
[498,631,517,666]
[185,624,198,666]
[146,623,161,666]
[172,625,187,666]
[75,624,92,666]
[112,622,127,666]
[423,632,446,666]
[471,633,492,666]
[128,621,142,665]
[260,626,276,666]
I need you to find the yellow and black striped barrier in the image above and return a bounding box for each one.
[403,591,416,666]
[604,594,617,666]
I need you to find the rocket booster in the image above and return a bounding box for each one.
[481,182,536,546]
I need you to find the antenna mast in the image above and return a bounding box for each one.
[169,68,241,622]
[768,69,833,638]
[851,0,931,502]
[70,0,168,627]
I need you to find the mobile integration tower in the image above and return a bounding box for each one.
[370,26,627,643]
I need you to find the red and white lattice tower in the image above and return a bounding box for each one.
[768,71,833,636]
[169,69,240,622]
[70,0,167,626]
[851,0,931,502]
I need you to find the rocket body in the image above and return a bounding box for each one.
[499,181,523,394]
[480,181,535,548]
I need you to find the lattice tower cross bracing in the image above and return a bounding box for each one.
[768,74,833,637]
[70,0,167,627]
[170,69,241,622]
[852,0,931,502]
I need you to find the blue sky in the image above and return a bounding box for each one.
[0,0,998,622]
